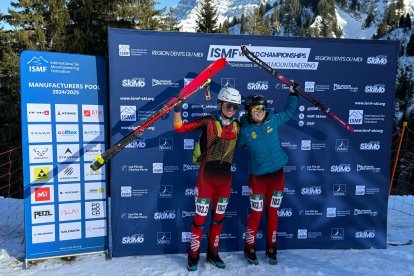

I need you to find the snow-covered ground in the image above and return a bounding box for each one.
[0,196,413,275]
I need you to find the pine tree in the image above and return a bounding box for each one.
[162,7,180,31]
[407,34,414,56]
[195,0,218,33]
[387,3,398,27]
[246,8,271,35]
[240,13,246,34]
[405,13,412,30]
[364,10,374,28]
[397,0,404,10]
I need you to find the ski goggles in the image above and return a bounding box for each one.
[251,105,266,112]
[224,102,240,111]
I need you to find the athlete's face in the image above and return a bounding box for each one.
[250,105,266,123]
[220,101,239,118]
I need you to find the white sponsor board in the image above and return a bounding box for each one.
[29,144,54,163]
[85,219,107,238]
[28,124,52,143]
[83,124,105,142]
[58,183,81,202]
[55,104,79,122]
[32,224,55,244]
[59,221,82,241]
[27,103,51,122]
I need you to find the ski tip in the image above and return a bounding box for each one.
[90,155,105,171]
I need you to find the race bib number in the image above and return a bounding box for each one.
[215,197,229,215]
[195,197,210,216]
[270,191,283,208]
[250,194,263,211]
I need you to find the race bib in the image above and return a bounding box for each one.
[215,197,229,215]
[195,197,210,216]
[270,191,283,208]
[250,194,263,211]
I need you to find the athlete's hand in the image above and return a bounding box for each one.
[289,80,299,95]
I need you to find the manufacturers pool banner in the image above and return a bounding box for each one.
[20,51,108,262]
[108,29,399,257]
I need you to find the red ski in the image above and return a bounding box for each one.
[90,58,228,171]
[241,45,354,133]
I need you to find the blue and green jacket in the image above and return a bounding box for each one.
[238,95,298,176]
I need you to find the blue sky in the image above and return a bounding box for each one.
[0,0,178,14]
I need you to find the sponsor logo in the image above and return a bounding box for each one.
[83,124,105,142]
[33,166,51,182]
[367,55,387,65]
[85,220,106,238]
[85,201,106,219]
[152,79,179,87]
[157,232,172,245]
[326,208,336,217]
[247,81,269,90]
[121,186,132,197]
[122,78,145,87]
[301,186,322,195]
[221,78,235,88]
[32,224,55,243]
[333,83,358,92]
[59,222,82,241]
[27,103,51,122]
[56,124,79,142]
[34,187,51,202]
[185,188,196,196]
[29,145,54,163]
[55,104,78,122]
[120,106,136,121]
[330,164,351,173]
[27,56,48,73]
[357,164,381,172]
[278,208,293,217]
[153,163,163,173]
[58,164,81,182]
[355,185,366,195]
[154,210,176,220]
[159,185,172,198]
[119,44,130,56]
[349,110,364,125]
[183,164,199,172]
[59,202,81,221]
[182,210,196,218]
[85,182,106,200]
[305,81,315,92]
[28,124,52,143]
[58,184,81,202]
[360,141,380,150]
[365,84,385,93]
[355,230,375,238]
[354,209,378,216]
[83,143,104,161]
[126,139,146,149]
[181,232,191,242]
[57,144,80,162]
[301,140,311,150]
[333,184,346,196]
[331,228,344,240]
[297,229,308,239]
[335,139,349,152]
[82,105,104,122]
[122,234,144,244]
[159,138,173,151]
[184,139,194,150]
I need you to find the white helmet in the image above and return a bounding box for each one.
[217,87,241,104]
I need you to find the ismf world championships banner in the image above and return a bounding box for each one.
[20,51,109,261]
[108,28,399,257]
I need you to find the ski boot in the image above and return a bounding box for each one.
[244,246,259,265]
[187,253,200,271]
[265,244,278,265]
[206,245,225,269]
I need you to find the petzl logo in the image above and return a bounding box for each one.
[27,56,48,73]
[119,44,130,56]
[120,106,136,121]
[348,110,363,125]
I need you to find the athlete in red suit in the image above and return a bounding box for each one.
[173,87,241,271]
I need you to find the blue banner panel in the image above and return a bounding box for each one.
[20,51,108,260]
[108,29,398,256]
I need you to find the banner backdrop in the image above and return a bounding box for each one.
[20,51,108,261]
[108,29,399,257]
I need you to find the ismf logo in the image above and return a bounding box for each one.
[120,106,136,121]
[119,44,130,56]
[27,56,48,73]
[348,110,363,125]
[34,167,50,181]
[35,187,51,201]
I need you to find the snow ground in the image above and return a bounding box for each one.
[0,196,413,275]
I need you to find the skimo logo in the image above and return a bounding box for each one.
[278,208,293,217]
[365,84,385,93]
[247,81,269,90]
[122,78,145,87]
[154,210,176,220]
[360,141,380,150]
[355,230,375,238]
[122,234,144,244]
[367,55,387,65]
[301,186,322,195]
[330,164,351,172]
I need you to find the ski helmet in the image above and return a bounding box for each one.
[244,94,267,111]
[217,87,242,104]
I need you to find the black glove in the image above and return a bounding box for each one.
[289,80,299,95]
[174,100,184,112]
